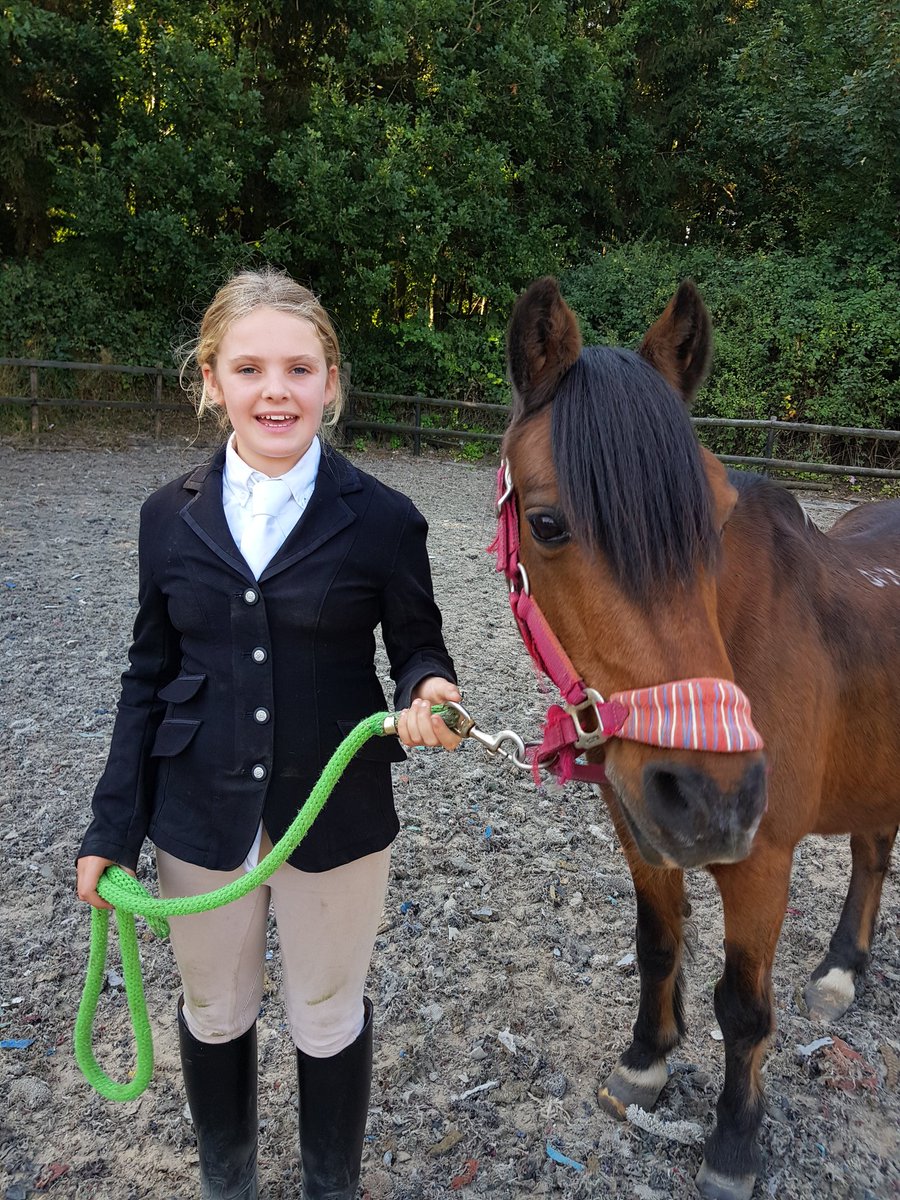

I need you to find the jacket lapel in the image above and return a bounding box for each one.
[261,446,362,581]
[177,443,363,583]
[178,447,253,578]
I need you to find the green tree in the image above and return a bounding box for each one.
[707,0,900,255]
[1,0,897,408]
[264,1,617,327]
[0,0,116,256]
[587,0,746,243]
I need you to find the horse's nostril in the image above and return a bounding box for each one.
[649,769,692,817]
[738,759,768,821]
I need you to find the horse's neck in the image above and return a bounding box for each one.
[716,482,836,657]
[718,483,900,684]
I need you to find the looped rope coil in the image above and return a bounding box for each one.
[74,710,404,1101]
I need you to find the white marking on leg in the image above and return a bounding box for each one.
[811,967,855,1009]
[614,1060,669,1093]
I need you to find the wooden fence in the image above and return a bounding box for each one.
[2,357,899,481]
[0,357,184,441]
[342,387,900,481]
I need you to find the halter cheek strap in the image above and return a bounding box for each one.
[488,462,764,785]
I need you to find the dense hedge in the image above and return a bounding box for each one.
[2,243,897,452]
[562,244,900,435]
[345,244,900,445]
[3,0,897,446]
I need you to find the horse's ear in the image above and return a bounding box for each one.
[638,280,712,405]
[507,277,583,418]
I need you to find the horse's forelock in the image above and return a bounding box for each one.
[551,347,718,603]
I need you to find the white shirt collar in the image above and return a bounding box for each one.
[224,433,321,507]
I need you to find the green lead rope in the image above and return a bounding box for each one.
[74,710,407,1102]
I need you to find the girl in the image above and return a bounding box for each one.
[76,267,461,1200]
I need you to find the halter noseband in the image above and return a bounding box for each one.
[488,462,764,785]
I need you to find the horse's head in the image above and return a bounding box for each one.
[503,277,767,869]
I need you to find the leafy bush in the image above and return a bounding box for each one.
[562,244,900,438]
[346,320,507,403]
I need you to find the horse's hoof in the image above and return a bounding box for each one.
[597,1085,628,1120]
[597,1060,668,1119]
[696,1160,757,1200]
[804,968,855,1024]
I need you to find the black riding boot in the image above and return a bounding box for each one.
[296,997,373,1200]
[177,1000,259,1200]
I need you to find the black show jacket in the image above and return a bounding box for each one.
[78,443,456,873]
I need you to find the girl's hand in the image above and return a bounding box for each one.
[76,855,135,910]
[397,677,463,750]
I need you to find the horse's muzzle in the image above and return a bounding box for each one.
[633,757,768,868]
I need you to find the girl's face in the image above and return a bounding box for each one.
[202,306,338,476]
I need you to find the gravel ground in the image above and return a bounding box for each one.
[1,441,898,1200]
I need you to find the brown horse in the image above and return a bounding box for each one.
[501,277,900,1200]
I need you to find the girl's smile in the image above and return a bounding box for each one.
[254,412,299,432]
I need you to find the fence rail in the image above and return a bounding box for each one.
[1,357,898,480]
[0,356,183,441]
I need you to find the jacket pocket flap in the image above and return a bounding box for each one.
[157,674,207,703]
[151,719,202,758]
[336,720,407,763]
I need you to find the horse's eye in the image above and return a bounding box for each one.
[527,509,570,544]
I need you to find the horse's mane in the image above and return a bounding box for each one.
[726,469,815,532]
[552,346,718,605]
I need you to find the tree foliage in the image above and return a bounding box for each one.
[564,243,900,436]
[707,0,899,256]
[0,0,897,420]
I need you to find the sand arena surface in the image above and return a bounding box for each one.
[1,443,897,1199]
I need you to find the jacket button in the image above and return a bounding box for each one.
[253,707,270,724]
[243,588,259,605]
[252,764,267,781]
[252,647,268,664]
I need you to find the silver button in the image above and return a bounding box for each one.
[243,588,259,605]
[253,707,270,724]
[251,764,267,781]
[252,647,268,664]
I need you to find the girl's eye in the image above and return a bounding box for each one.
[290,365,309,375]
[237,366,257,375]
[527,509,570,545]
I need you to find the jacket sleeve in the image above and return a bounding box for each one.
[380,499,457,710]
[77,501,180,870]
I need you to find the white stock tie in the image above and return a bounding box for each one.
[240,478,294,579]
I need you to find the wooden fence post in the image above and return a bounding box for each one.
[29,366,39,446]
[154,371,163,441]
[339,361,352,444]
[763,422,777,477]
[413,395,422,456]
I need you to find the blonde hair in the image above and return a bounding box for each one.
[181,267,344,432]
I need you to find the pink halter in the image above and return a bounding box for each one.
[488,463,764,785]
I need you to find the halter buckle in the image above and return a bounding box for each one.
[566,687,612,750]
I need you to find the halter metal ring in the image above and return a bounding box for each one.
[497,462,514,512]
[566,687,611,750]
[510,562,530,596]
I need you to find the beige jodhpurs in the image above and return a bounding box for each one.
[156,839,390,1057]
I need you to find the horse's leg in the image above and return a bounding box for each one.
[597,796,687,1117]
[698,843,793,1200]
[804,826,898,1022]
